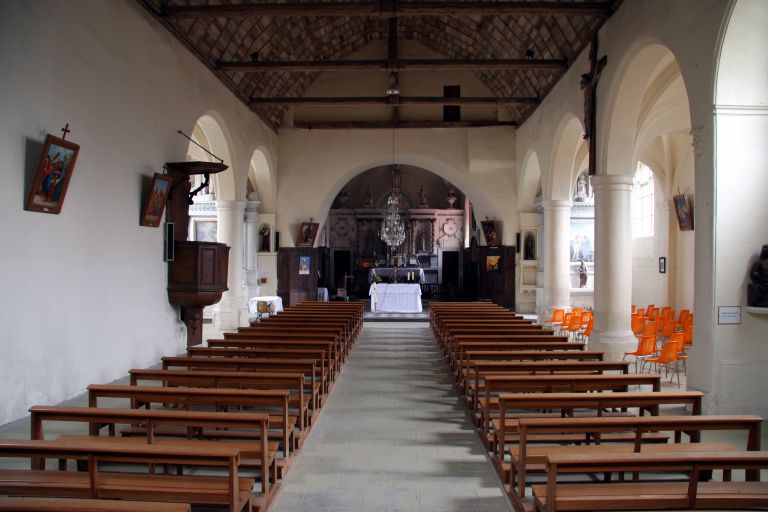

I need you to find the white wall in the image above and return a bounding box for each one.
[705,0,768,418]
[0,0,276,425]
[275,127,517,246]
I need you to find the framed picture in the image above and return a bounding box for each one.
[672,194,694,231]
[481,220,501,247]
[298,255,310,275]
[25,134,80,214]
[194,219,218,242]
[486,255,501,271]
[140,173,173,227]
[659,256,667,274]
[297,222,319,247]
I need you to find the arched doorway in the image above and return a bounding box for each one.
[326,164,470,302]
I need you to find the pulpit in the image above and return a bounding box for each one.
[164,161,229,346]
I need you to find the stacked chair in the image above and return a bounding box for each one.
[432,301,767,512]
[0,301,364,512]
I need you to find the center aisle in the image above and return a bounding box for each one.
[270,322,513,512]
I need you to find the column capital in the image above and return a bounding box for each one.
[215,200,246,213]
[541,199,571,211]
[591,174,634,192]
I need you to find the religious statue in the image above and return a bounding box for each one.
[446,187,457,208]
[575,174,588,201]
[259,224,270,252]
[418,186,429,208]
[364,186,374,208]
[579,260,588,288]
[748,244,768,306]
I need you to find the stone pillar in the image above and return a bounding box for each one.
[590,175,636,360]
[244,192,262,302]
[541,200,571,317]
[213,200,248,330]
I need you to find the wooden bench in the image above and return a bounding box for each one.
[186,346,333,394]
[0,497,191,511]
[532,451,768,512]
[0,438,252,512]
[457,350,604,390]
[223,330,349,362]
[87,385,294,458]
[475,373,661,433]
[160,356,323,410]
[129,369,311,436]
[509,414,764,510]
[28,406,276,495]
[194,343,337,388]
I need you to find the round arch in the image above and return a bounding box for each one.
[546,113,585,201]
[193,113,236,201]
[247,148,275,213]
[601,41,690,175]
[519,149,542,211]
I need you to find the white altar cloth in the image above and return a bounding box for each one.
[369,283,422,313]
[248,295,284,317]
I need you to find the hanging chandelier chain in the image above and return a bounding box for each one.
[380,127,406,248]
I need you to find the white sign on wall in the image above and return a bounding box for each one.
[718,306,741,325]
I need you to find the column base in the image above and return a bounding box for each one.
[212,298,250,330]
[589,330,638,361]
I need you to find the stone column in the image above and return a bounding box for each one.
[244,192,262,302]
[213,200,248,330]
[541,200,571,317]
[590,175,636,360]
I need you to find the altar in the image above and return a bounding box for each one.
[369,267,425,284]
[369,283,422,313]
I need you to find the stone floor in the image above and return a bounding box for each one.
[269,322,512,512]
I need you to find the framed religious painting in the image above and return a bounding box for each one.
[140,173,173,227]
[480,220,501,248]
[25,134,80,214]
[486,255,501,272]
[672,194,694,231]
[297,222,319,247]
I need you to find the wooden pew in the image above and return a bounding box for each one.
[0,438,252,512]
[129,369,311,436]
[186,346,333,394]
[475,373,661,432]
[224,330,350,361]
[493,391,704,447]
[28,406,276,495]
[457,351,604,391]
[532,451,768,512]
[87,384,294,458]
[160,357,323,410]
[0,497,191,511]
[445,336,573,369]
[509,414,764,510]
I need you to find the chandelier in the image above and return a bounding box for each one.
[380,186,406,247]
[380,127,406,248]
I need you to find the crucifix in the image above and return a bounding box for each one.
[60,123,71,140]
[581,37,607,175]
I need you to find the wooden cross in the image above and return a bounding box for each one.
[580,37,607,175]
[60,123,71,140]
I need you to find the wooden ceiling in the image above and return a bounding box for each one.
[139,1,620,131]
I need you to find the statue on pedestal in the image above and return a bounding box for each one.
[748,244,768,307]
[579,260,588,288]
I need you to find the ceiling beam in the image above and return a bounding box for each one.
[292,120,519,130]
[165,2,612,19]
[217,58,567,72]
[250,96,539,106]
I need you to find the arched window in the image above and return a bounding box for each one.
[632,162,655,238]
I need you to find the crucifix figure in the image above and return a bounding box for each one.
[60,123,71,140]
[580,37,607,175]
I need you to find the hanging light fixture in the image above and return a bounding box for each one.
[379,129,406,248]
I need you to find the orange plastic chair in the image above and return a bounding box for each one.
[656,317,677,342]
[565,310,584,339]
[659,307,674,321]
[623,334,656,372]
[676,309,691,330]
[631,316,647,336]
[682,324,693,347]
[544,308,565,330]
[646,333,685,386]
[578,315,594,341]
[634,307,646,319]
[647,305,659,320]
[556,312,571,335]
[641,320,658,340]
